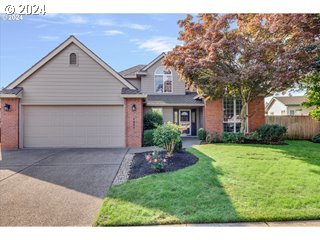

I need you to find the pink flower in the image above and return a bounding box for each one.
[154,159,158,163]
[146,155,151,161]
[163,159,167,163]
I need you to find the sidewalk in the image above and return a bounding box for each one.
[155,220,320,227]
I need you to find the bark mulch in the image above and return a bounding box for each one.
[128,150,198,180]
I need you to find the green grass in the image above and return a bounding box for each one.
[95,141,320,226]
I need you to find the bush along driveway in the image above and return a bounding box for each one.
[95,141,320,226]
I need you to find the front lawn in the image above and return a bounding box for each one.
[95,141,320,226]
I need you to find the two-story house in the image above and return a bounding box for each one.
[0,36,265,149]
[120,53,204,137]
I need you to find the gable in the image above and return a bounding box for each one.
[18,43,127,105]
[140,55,186,95]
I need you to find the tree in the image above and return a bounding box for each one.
[302,71,320,120]
[164,14,320,132]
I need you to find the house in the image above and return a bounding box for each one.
[266,96,310,116]
[0,36,265,149]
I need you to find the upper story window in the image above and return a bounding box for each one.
[69,53,77,65]
[223,98,242,132]
[154,66,172,93]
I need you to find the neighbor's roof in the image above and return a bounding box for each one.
[274,96,307,106]
[266,96,307,110]
[120,64,145,78]
[146,92,204,106]
[6,36,136,90]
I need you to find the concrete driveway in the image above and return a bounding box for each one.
[0,148,127,226]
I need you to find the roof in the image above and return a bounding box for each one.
[266,96,307,110]
[120,64,145,78]
[0,87,23,95]
[121,87,142,95]
[120,53,167,79]
[146,92,204,106]
[6,36,136,90]
[0,87,23,98]
[141,53,166,72]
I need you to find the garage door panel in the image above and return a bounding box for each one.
[23,106,124,148]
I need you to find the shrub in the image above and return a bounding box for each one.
[143,129,155,146]
[144,110,163,130]
[174,138,183,152]
[153,122,181,156]
[145,150,167,172]
[256,124,287,143]
[246,131,262,141]
[197,128,206,140]
[222,132,245,143]
[311,133,320,143]
[206,132,221,143]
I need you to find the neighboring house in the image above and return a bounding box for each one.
[266,96,310,116]
[0,36,265,149]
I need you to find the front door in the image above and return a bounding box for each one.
[179,109,191,136]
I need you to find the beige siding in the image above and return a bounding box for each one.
[19,43,126,105]
[141,59,185,95]
[162,107,173,123]
[127,79,141,90]
[23,106,124,147]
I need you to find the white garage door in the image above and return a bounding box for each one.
[23,106,125,148]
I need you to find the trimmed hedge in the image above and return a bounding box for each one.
[256,124,287,143]
[144,110,163,130]
[222,132,245,143]
[143,129,155,146]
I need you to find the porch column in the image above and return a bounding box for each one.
[248,96,265,132]
[203,98,223,134]
[124,98,144,147]
[1,98,20,149]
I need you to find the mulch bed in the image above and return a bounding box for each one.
[128,150,198,180]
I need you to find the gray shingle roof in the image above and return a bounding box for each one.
[120,64,146,78]
[274,96,307,106]
[121,87,142,95]
[146,92,204,106]
[0,87,23,95]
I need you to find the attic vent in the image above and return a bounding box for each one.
[69,53,77,65]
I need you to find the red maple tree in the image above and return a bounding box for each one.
[164,14,320,132]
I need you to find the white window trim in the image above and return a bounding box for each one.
[154,67,173,93]
[179,109,192,136]
[223,98,242,133]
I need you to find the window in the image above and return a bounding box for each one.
[69,53,77,65]
[154,66,172,93]
[223,98,242,132]
[289,110,295,116]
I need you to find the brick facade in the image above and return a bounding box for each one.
[0,98,20,149]
[203,98,223,133]
[248,96,266,132]
[203,97,265,134]
[124,98,143,147]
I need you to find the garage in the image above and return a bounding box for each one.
[22,106,125,148]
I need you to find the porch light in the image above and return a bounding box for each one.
[131,104,136,112]
[4,104,10,112]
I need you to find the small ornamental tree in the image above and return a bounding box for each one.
[153,122,181,156]
[164,14,320,132]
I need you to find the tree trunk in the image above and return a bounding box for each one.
[240,101,248,133]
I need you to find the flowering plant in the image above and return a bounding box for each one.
[145,150,167,172]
